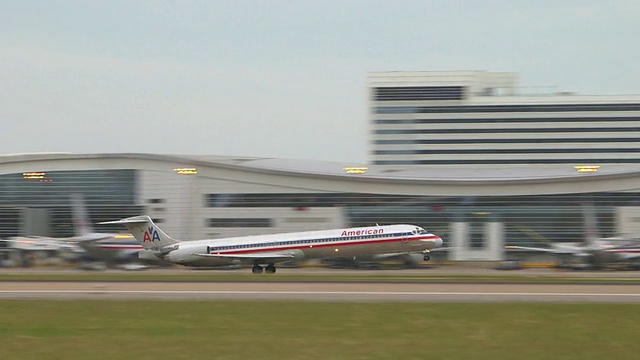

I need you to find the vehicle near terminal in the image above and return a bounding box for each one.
[101,215,443,274]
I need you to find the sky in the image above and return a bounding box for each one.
[1,0,639,163]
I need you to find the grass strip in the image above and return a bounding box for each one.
[0,301,638,360]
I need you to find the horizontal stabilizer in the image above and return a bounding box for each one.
[99,218,149,225]
[99,215,179,251]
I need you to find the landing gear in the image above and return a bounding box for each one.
[251,264,276,274]
[423,250,431,262]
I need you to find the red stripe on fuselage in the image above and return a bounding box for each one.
[209,235,439,255]
[605,249,640,253]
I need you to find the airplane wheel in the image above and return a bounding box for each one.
[423,255,431,261]
[252,265,263,274]
[265,265,276,274]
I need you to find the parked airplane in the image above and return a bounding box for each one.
[68,194,149,268]
[0,195,146,269]
[101,215,443,273]
[505,204,640,269]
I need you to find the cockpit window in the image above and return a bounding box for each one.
[412,228,428,235]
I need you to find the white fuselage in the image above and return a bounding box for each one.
[552,241,640,262]
[165,224,442,267]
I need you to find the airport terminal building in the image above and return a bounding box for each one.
[3,71,640,262]
[3,153,640,262]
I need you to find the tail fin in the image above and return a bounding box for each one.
[582,203,600,247]
[100,215,179,251]
[70,194,93,237]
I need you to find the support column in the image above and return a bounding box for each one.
[450,222,468,261]
[448,221,505,261]
[485,222,505,261]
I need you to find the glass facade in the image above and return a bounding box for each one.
[207,218,273,228]
[348,204,614,248]
[374,159,640,165]
[0,207,21,238]
[372,92,640,166]
[375,127,640,134]
[374,117,640,124]
[375,138,640,144]
[0,170,140,237]
[203,191,638,247]
[0,170,137,206]
[374,86,465,101]
[205,193,413,208]
[376,103,640,114]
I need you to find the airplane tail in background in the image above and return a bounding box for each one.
[71,194,93,237]
[582,203,600,248]
[100,216,179,251]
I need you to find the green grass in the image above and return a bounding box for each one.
[0,301,639,360]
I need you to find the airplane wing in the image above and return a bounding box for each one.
[504,246,576,255]
[68,233,117,243]
[3,237,82,252]
[372,252,409,259]
[193,253,295,263]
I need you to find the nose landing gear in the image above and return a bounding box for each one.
[422,250,431,262]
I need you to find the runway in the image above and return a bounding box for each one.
[2,281,640,302]
[6,266,640,278]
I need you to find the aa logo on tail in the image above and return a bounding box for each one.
[143,227,161,242]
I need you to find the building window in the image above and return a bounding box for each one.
[374,86,465,101]
[373,159,640,165]
[204,193,414,208]
[207,218,272,228]
[375,103,640,114]
[375,127,640,135]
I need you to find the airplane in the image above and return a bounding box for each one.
[0,194,147,269]
[1,236,80,252]
[100,215,443,273]
[67,194,150,268]
[505,203,640,269]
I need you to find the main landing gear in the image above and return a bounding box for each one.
[252,264,277,274]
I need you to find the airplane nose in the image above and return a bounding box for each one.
[435,237,443,248]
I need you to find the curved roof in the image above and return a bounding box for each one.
[1,153,640,196]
